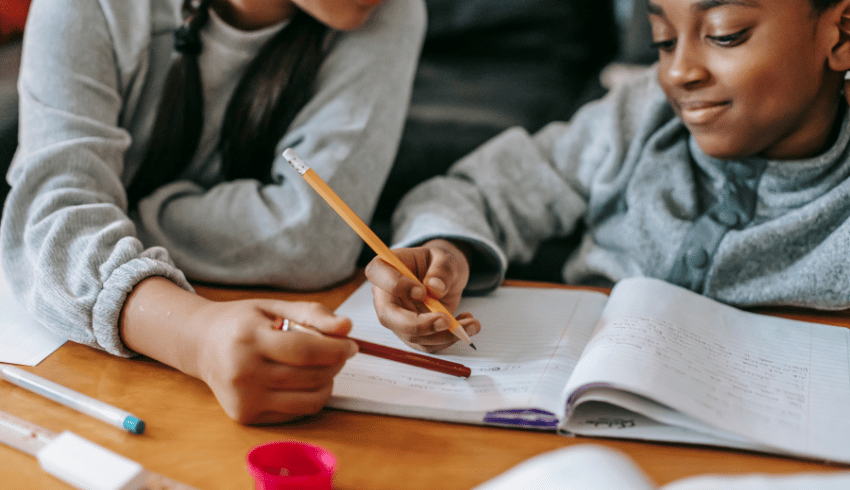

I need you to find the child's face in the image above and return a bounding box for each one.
[291,0,386,31]
[649,0,844,160]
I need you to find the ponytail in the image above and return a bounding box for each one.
[127,0,211,207]
[220,11,326,182]
[128,2,328,207]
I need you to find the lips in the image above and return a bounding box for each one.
[677,100,731,126]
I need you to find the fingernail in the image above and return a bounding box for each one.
[410,286,426,300]
[426,277,445,295]
[434,317,449,332]
[348,342,359,358]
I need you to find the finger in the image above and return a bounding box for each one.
[371,282,429,324]
[404,313,482,351]
[257,324,357,366]
[420,246,464,299]
[366,255,427,302]
[256,361,345,392]
[245,383,336,425]
[374,292,450,339]
[258,300,353,336]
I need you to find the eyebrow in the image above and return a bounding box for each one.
[647,0,760,16]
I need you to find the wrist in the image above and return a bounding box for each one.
[119,276,211,379]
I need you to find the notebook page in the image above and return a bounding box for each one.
[473,445,655,490]
[330,282,607,421]
[663,472,850,490]
[564,277,850,462]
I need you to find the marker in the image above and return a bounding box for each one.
[283,148,476,350]
[0,364,145,434]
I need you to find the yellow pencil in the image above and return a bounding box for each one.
[283,148,476,350]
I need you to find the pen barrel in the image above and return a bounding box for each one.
[1,367,131,430]
[352,338,471,378]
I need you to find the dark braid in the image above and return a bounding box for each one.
[128,2,328,207]
[220,11,327,182]
[127,0,212,207]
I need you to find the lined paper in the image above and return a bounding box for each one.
[565,277,850,461]
[330,283,608,420]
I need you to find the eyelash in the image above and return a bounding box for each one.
[650,29,750,52]
[708,29,749,46]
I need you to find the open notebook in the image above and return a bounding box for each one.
[330,277,850,464]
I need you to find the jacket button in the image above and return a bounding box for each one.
[686,247,709,269]
[715,208,739,227]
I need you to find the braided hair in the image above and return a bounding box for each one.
[127,0,327,206]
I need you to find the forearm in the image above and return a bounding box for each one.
[118,276,210,378]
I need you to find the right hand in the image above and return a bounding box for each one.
[365,239,481,352]
[186,299,358,425]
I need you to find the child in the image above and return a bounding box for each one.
[365,0,850,352]
[1,0,424,423]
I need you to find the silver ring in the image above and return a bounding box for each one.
[280,319,291,331]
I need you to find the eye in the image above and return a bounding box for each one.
[650,38,676,53]
[707,28,749,47]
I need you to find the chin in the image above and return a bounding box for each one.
[323,10,372,31]
[692,135,755,161]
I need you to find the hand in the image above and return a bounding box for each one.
[187,299,358,424]
[119,276,358,425]
[364,239,481,352]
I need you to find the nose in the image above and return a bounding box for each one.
[662,43,709,89]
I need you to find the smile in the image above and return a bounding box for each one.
[678,101,731,126]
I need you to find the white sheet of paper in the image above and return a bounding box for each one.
[330,282,608,419]
[472,445,655,490]
[472,443,850,490]
[0,263,65,366]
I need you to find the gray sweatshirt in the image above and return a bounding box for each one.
[392,68,850,310]
[2,0,425,356]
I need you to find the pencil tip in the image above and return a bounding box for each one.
[469,343,477,350]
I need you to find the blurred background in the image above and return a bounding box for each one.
[0,0,657,280]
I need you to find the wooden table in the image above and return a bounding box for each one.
[2,272,848,489]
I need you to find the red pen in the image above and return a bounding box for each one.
[273,318,471,378]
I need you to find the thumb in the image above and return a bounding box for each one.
[260,300,353,336]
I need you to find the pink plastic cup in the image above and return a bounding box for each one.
[246,441,337,490]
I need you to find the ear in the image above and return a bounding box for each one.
[826,0,850,72]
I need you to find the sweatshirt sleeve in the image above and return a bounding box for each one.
[135,0,427,290]
[390,69,672,293]
[1,0,192,357]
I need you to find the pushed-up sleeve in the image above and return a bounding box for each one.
[2,0,192,357]
[135,0,427,290]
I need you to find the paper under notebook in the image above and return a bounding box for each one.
[0,262,65,366]
[472,444,850,490]
[330,277,850,464]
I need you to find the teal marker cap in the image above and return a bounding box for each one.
[123,416,145,434]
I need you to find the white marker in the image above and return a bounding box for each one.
[0,364,145,434]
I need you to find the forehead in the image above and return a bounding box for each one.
[647,0,825,23]
[646,0,798,15]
